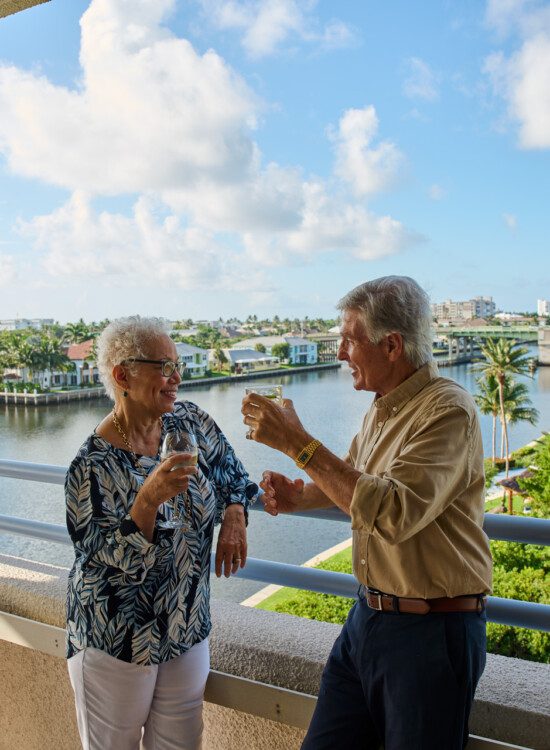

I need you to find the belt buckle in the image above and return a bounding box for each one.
[370,590,383,611]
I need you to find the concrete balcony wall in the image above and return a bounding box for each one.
[1,554,549,750]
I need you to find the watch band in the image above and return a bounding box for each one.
[295,439,322,469]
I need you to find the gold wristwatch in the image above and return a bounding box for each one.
[295,439,322,469]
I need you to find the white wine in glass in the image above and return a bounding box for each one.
[158,431,198,530]
[244,384,283,404]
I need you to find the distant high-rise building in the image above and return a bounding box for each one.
[431,296,495,321]
[537,299,550,317]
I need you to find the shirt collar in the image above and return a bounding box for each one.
[373,360,439,418]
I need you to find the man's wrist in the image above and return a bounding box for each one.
[285,432,313,460]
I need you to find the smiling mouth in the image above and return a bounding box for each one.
[162,390,177,398]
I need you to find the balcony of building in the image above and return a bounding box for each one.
[1,458,549,750]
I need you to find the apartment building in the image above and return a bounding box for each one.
[431,296,495,321]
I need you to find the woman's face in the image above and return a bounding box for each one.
[125,334,182,416]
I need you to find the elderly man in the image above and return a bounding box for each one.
[242,276,492,750]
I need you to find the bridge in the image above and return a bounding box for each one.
[435,326,539,342]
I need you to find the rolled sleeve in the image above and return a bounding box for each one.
[350,474,392,532]
[66,456,158,578]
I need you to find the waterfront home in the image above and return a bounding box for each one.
[174,342,209,377]
[222,348,279,373]
[62,340,97,387]
[232,335,318,365]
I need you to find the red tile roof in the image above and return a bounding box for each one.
[66,339,94,360]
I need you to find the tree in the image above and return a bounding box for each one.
[63,319,90,344]
[519,434,550,518]
[255,343,266,353]
[475,374,538,468]
[212,345,228,373]
[474,339,531,476]
[271,342,290,361]
[475,374,499,463]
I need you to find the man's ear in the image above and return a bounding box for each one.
[385,332,404,361]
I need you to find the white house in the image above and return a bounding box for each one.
[61,340,97,387]
[175,342,209,378]
[223,349,279,373]
[231,336,318,365]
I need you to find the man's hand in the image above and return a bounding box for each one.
[215,503,247,578]
[260,471,305,515]
[241,395,309,457]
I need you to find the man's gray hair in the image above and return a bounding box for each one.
[96,315,171,400]
[337,276,433,369]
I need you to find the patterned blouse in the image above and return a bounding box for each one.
[65,400,258,665]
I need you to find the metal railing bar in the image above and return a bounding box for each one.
[2,459,550,543]
[1,514,549,632]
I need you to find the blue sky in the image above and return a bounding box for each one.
[0,0,549,323]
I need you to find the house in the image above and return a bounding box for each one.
[175,342,209,378]
[232,335,318,365]
[222,349,279,373]
[61,340,97,387]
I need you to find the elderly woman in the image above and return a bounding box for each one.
[65,316,257,750]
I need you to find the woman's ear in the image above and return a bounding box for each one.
[112,364,130,393]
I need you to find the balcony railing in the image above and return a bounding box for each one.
[1,458,549,632]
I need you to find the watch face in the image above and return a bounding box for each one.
[298,451,308,463]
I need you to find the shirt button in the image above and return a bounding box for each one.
[360,559,366,565]
[377,421,383,427]
[392,406,398,412]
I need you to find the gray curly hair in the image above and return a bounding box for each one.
[337,276,433,369]
[96,316,171,400]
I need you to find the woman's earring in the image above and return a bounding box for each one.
[123,390,128,397]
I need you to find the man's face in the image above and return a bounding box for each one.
[337,309,390,393]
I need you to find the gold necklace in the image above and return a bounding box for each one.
[111,409,192,523]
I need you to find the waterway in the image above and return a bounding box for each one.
[1,359,549,603]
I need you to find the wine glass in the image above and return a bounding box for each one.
[158,431,198,530]
[244,384,283,438]
[244,384,283,403]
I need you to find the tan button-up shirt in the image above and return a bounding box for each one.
[347,361,492,599]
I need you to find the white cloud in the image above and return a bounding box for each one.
[502,212,518,230]
[428,184,445,201]
[196,0,355,58]
[0,254,16,287]
[403,57,439,101]
[17,191,272,293]
[0,0,415,291]
[330,106,404,196]
[484,0,550,148]
[0,0,258,194]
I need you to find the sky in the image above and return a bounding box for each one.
[0,0,549,323]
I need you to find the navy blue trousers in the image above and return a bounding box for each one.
[302,593,487,750]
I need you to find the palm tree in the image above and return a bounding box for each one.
[474,374,499,463]
[475,339,531,476]
[504,380,539,431]
[63,319,91,344]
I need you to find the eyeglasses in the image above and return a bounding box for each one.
[125,359,186,377]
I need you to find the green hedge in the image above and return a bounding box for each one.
[259,541,550,663]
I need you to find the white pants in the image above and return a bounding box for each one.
[67,639,209,750]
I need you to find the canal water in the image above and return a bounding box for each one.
[1,359,549,602]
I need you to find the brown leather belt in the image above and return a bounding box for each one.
[363,587,486,615]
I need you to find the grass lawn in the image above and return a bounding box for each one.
[256,547,354,623]
[485,494,528,514]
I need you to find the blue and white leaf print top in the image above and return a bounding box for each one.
[65,400,258,665]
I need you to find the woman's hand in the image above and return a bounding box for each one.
[215,504,247,578]
[260,471,305,515]
[137,453,197,511]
